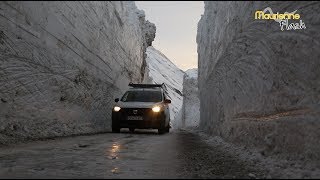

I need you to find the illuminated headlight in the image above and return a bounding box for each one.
[113,106,121,112]
[152,106,161,112]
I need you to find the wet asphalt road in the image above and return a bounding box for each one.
[0,129,264,179]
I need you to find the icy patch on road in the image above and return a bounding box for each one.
[184,127,320,179]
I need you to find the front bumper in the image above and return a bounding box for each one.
[112,108,164,129]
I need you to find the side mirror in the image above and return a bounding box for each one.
[164,99,171,104]
[115,98,119,102]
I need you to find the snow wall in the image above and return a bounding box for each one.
[197,1,320,161]
[143,46,184,128]
[0,1,155,144]
[181,69,200,128]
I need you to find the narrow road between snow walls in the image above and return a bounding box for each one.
[0,1,319,179]
[1,129,319,179]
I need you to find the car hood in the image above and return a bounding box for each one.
[116,101,162,109]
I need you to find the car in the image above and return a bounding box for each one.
[112,83,171,134]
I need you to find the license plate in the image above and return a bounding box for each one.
[127,116,143,120]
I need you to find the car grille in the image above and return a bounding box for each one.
[121,108,152,116]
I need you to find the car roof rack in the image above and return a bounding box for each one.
[128,83,170,97]
[128,82,165,89]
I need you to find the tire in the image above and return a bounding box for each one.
[112,127,120,133]
[158,128,165,134]
[158,113,166,134]
[165,125,170,133]
[129,128,135,133]
[112,122,120,133]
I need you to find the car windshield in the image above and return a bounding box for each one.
[121,90,162,102]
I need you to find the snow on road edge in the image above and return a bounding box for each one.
[182,127,320,179]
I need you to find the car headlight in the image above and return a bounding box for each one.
[152,106,161,112]
[114,106,121,112]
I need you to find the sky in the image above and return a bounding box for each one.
[135,1,204,71]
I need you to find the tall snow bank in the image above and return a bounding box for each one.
[197,1,320,161]
[181,69,200,128]
[0,1,155,144]
[143,46,184,127]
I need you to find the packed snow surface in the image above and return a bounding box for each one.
[197,1,320,161]
[185,68,198,80]
[182,68,200,128]
[0,1,155,144]
[143,46,185,125]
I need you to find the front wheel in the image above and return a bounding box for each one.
[158,127,166,134]
[112,127,120,133]
[112,122,120,133]
[158,113,166,134]
[129,128,135,133]
[165,125,170,133]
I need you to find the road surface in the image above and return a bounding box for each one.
[0,129,265,179]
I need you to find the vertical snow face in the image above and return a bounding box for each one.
[197,1,320,160]
[0,1,155,144]
[143,46,184,127]
[181,69,200,128]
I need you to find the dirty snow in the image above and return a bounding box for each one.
[185,127,320,179]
